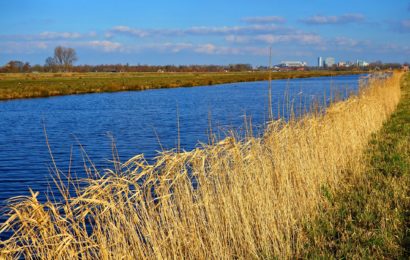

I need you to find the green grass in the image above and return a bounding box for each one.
[302,72,410,258]
[0,70,362,100]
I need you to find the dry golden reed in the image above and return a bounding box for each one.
[0,72,403,259]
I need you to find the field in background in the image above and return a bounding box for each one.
[0,72,404,259]
[0,70,362,100]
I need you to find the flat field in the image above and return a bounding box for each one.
[0,70,362,100]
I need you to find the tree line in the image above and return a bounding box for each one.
[0,46,78,73]
[0,45,253,73]
[0,62,255,73]
[0,45,407,73]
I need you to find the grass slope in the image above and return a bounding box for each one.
[303,72,410,258]
[0,70,361,100]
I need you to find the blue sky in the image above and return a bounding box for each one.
[0,0,409,66]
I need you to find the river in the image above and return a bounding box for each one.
[0,74,363,209]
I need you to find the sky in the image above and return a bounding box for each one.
[0,0,409,66]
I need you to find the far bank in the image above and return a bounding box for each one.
[0,70,364,101]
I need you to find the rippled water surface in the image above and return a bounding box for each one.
[0,75,363,208]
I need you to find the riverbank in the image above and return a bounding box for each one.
[0,72,401,259]
[0,70,362,100]
[303,72,410,258]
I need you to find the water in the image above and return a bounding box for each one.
[0,75,363,209]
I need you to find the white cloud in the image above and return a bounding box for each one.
[0,41,49,54]
[109,24,284,38]
[377,43,410,54]
[332,37,360,47]
[226,33,322,45]
[111,26,150,37]
[388,19,410,33]
[194,44,218,54]
[242,16,286,24]
[313,37,371,53]
[192,44,271,56]
[35,42,48,49]
[193,44,243,55]
[301,13,365,25]
[0,39,123,54]
[118,42,268,56]
[84,40,123,52]
[166,43,194,53]
[39,31,83,39]
[256,34,322,44]
[402,20,410,28]
[152,42,194,53]
[186,25,282,35]
[0,31,98,41]
[399,19,410,32]
[225,35,250,44]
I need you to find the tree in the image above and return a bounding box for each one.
[228,63,253,72]
[45,57,57,72]
[22,62,31,73]
[53,46,77,71]
[3,60,24,73]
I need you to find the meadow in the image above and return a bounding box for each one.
[0,70,362,100]
[0,72,406,259]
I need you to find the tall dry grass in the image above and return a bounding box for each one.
[0,72,403,259]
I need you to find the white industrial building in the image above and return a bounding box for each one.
[279,61,307,68]
[324,57,335,67]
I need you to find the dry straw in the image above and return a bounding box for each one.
[0,72,403,259]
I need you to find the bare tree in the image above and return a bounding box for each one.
[53,46,77,71]
[45,57,57,72]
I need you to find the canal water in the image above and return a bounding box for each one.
[0,75,363,209]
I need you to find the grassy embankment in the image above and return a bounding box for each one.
[303,72,410,258]
[0,72,403,259]
[0,70,361,100]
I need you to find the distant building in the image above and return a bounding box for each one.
[279,61,307,68]
[402,65,409,72]
[337,61,346,67]
[356,60,369,67]
[346,61,356,67]
[318,57,323,68]
[324,57,335,68]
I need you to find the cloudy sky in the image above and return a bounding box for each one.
[0,0,409,66]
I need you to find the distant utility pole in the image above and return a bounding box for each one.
[268,47,273,121]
